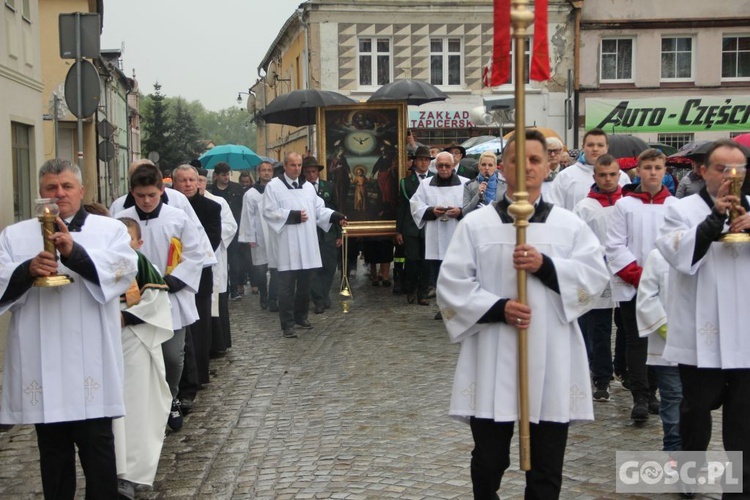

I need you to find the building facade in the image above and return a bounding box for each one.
[251,0,578,159]
[578,0,750,149]
[1,0,44,229]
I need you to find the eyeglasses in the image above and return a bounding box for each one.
[548,149,562,155]
[436,163,454,168]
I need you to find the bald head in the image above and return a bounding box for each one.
[129,159,155,176]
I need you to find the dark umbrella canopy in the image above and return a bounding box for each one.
[668,140,713,159]
[260,89,357,127]
[607,134,649,159]
[648,142,678,156]
[367,79,448,106]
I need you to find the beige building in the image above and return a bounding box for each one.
[250,0,579,158]
[1,0,45,230]
[578,0,750,149]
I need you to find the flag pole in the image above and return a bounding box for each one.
[508,0,534,472]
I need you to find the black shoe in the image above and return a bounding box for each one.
[296,320,313,329]
[417,298,430,306]
[324,302,331,310]
[314,304,325,314]
[392,283,402,294]
[260,299,268,310]
[179,398,194,415]
[407,293,416,304]
[631,394,649,423]
[282,327,298,338]
[167,399,183,431]
[268,302,278,312]
[434,311,443,320]
[382,279,391,287]
[118,479,135,500]
[648,393,660,414]
[593,385,611,402]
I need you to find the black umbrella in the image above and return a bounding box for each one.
[668,140,713,159]
[260,89,357,127]
[367,79,448,106]
[607,134,649,159]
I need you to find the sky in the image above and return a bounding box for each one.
[101,0,305,111]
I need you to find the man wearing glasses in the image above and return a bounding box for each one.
[542,137,565,196]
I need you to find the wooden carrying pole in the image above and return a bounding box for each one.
[507,0,534,472]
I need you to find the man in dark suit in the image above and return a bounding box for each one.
[172,164,222,411]
[303,156,341,314]
[396,146,433,305]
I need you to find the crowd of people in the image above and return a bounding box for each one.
[0,127,748,499]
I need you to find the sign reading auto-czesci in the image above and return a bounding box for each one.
[409,108,475,129]
[586,96,750,133]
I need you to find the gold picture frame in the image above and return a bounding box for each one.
[317,102,407,237]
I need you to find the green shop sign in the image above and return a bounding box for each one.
[586,96,750,133]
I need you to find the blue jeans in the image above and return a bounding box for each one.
[654,365,682,452]
[578,308,613,388]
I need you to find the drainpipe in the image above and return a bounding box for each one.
[297,7,312,154]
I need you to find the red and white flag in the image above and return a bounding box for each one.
[489,0,550,86]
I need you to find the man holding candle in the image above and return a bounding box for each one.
[0,159,138,499]
[655,139,750,495]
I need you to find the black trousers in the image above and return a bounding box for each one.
[211,291,231,353]
[404,235,430,299]
[277,268,314,329]
[619,298,649,397]
[679,365,750,496]
[613,307,627,377]
[250,264,268,301]
[35,417,117,500]
[469,417,569,499]
[311,239,338,307]
[268,268,278,306]
[179,323,199,401]
[227,240,243,294]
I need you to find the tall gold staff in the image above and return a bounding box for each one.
[506,0,534,472]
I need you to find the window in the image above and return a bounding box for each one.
[359,38,391,87]
[22,0,30,21]
[430,38,462,86]
[601,38,634,81]
[5,0,15,10]
[661,37,693,80]
[657,133,693,151]
[11,122,33,222]
[722,35,750,79]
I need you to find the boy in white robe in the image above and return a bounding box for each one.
[438,130,609,498]
[0,159,138,499]
[547,128,630,210]
[118,163,206,431]
[113,218,173,498]
[604,148,677,423]
[655,139,750,495]
[636,248,682,453]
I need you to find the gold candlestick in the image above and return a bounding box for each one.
[33,199,73,287]
[719,165,750,243]
[508,0,534,472]
[339,226,352,313]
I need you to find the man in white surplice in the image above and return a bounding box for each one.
[262,152,347,338]
[655,139,750,495]
[411,151,468,319]
[437,130,609,498]
[0,159,138,499]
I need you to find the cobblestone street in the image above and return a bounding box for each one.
[0,264,724,499]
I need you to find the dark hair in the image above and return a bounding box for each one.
[595,154,617,168]
[503,129,548,157]
[704,139,747,168]
[213,162,231,174]
[239,171,251,179]
[583,128,608,145]
[130,163,163,189]
[118,217,141,239]
[189,158,202,169]
[196,167,208,177]
[637,148,667,166]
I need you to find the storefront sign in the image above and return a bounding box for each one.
[409,109,475,129]
[586,96,750,133]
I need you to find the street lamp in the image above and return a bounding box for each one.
[236,90,251,106]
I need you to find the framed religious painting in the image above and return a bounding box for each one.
[317,102,407,236]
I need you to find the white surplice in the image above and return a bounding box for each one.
[410,175,468,261]
[574,197,616,309]
[111,187,217,268]
[605,194,677,302]
[113,283,172,485]
[636,249,675,367]
[262,178,333,272]
[239,186,270,266]
[118,204,205,330]
[437,203,609,423]
[547,161,630,211]
[0,215,138,424]
[655,193,750,369]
